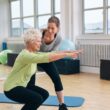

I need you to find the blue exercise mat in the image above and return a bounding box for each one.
[0,93,84,107]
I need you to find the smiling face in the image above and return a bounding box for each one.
[27,37,41,52]
[42,22,59,44]
[23,29,42,52]
[43,30,54,44]
[42,16,60,44]
[47,22,59,35]
[47,16,60,35]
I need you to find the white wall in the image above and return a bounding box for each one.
[61,0,82,42]
[0,0,10,41]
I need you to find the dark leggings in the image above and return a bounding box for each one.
[38,62,63,91]
[4,74,49,110]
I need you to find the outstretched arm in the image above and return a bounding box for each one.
[48,49,83,62]
[55,49,83,54]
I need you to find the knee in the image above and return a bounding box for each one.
[44,90,49,99]
[37,97,44,104]
[37,90,49,104]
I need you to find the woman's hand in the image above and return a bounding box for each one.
[66,49,83,58]
[72,49,83,54]
[67,53,78,59]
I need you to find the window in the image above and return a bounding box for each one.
[108,9,110,33]
[10,0,61,37]
[37,0,51,28]
[38,15,51,28]
[83,0,110,34]
[23,0,34,17]
[37,0,60,28]
[108,0,110,33]
[12,19,21,36]
[84,0,103,9]
[84,9,103,33]
[11,0,20,18]
[108,0,110,6]
[55,0,61,19]
[23,17,34,31]
[11,0,21,36]
[37,0,51,15]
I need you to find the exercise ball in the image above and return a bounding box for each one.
[58,39,75,51]
[0,49,13,64]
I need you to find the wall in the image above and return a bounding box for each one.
[6,38,24,53]
[0,0,10,41]
[61,0,82,42]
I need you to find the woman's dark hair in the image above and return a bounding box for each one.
[41,29,48,38]
[48,16,60,28]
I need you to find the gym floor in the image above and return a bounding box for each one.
[0,64,110,110]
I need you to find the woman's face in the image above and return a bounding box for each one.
[47,22,59,35]
[43,31,54,44]
[29,38,41,51]
[42,22,59,44]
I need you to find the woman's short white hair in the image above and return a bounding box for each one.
[23,28,41,44]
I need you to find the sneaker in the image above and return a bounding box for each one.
[59,103,68,110]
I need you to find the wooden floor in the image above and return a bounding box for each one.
[0,64,110,110]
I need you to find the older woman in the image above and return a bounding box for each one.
[3,29,80,110]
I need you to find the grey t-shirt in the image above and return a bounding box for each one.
[40,33,62,52]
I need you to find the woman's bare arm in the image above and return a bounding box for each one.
[48,49,82,62]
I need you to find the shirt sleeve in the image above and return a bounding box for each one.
[21,51,51,64]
